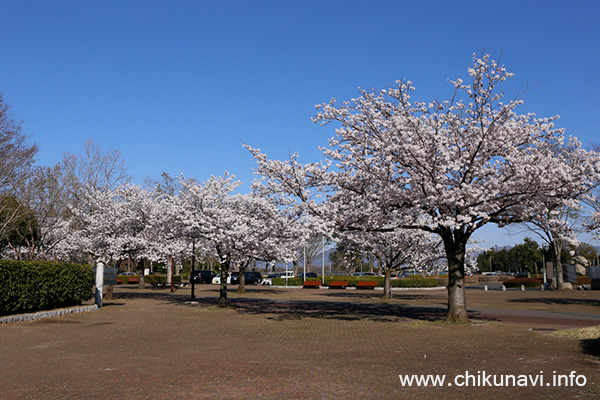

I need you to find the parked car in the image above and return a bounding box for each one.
[280,270,295,278]
[212,273,232,285]
[120,272,136,276]
[191,269,217,284]
[230,271,263,285]
[246,271,262,284]
[297,272,318,279]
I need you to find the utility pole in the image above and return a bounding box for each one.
[191,240,196,301]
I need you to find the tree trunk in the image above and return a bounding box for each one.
[218,259,230,307]
[441,230,469,324]
[137,259,145,290]
[553,239,565,289]
[382,267,392,299]
[237,264,247,294]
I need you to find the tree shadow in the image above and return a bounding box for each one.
[114,290,455,323]
[580,337,600,358]
[509,298,600,307]
[226,297,449,323]
[322,292,444,301]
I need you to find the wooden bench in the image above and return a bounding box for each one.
[328,280,349,289]
[118,276,140,285]
[356,281,377,290]
[303,280,321,288]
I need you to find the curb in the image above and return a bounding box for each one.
[0,305,99,325]
[270,285,446,291]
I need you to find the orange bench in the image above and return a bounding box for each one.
[356,281,377,290]
[328,280,348,289]
[118,276,140,284]
[303,280,321,288]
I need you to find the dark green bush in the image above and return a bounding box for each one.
[0,260,94,316]
[143,274,182,285]
[271,275,438,288]
[503,278,543,288]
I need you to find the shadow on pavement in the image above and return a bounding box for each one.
[580,338,600,357]
[227,298,448,323]
[509,298,600,307]
[115,291,449,322]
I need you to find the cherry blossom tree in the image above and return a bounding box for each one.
[515,204,582,288]
[178,174,305,306]
[67,183,167,288]
[584,144,600,240]
[248,53,600,323]
[343,228,443,298]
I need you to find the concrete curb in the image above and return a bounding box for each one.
[271,285,446,291]
[0,305,98,325]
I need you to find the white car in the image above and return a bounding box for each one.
[211,273,232,285]
[262,271,294,285]
[280,271,295,278]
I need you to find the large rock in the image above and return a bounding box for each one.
[559,282,573,290]
[570,255,590,276]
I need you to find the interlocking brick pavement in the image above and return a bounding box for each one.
[1,285,598,399]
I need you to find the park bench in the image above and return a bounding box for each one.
[328,280,348,289]
[356,281,377,290]
[303,280,321,289]
[119,276,139,285]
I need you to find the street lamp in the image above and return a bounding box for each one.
[191,239,196,301]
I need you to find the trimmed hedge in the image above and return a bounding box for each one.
[0,260,94,316]
[272,275,439,288]
[143,274,182,285]
[503,278,544,288]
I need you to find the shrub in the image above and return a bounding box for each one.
[577,276,591,285]
[503,278,543,288]
[0,260,94,316]
[478,275,500,283]
[143,274,182,285]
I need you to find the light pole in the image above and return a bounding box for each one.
[322,236,325,285]
[303,246,306,280]
[191,239,196,301]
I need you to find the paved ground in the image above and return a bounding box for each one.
[1,284,599,399]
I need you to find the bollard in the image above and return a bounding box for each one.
[520,285,525,291]
[502,285,506,291]
[540,284,544,291]
[484,285,488,291]
[95,262,104,308]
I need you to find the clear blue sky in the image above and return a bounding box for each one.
[1,0,598,248]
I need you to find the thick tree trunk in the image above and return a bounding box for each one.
[237,266,247,294]
[218,259,230,307]
[441,230,469,324]
[553,240,566,289]
[382,268,392,299]
[137,259,145,290]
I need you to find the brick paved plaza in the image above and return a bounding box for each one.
[1,285,599,399]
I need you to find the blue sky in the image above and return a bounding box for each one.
[1,0,598,248]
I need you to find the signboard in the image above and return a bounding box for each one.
[93,267,119,286]
[587,266,600,279]
[562,264,577,284]
[545,261,554,280]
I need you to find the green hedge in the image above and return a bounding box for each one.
[272,276,439,288]
[0,260,94,316]
[143,274,182,285]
